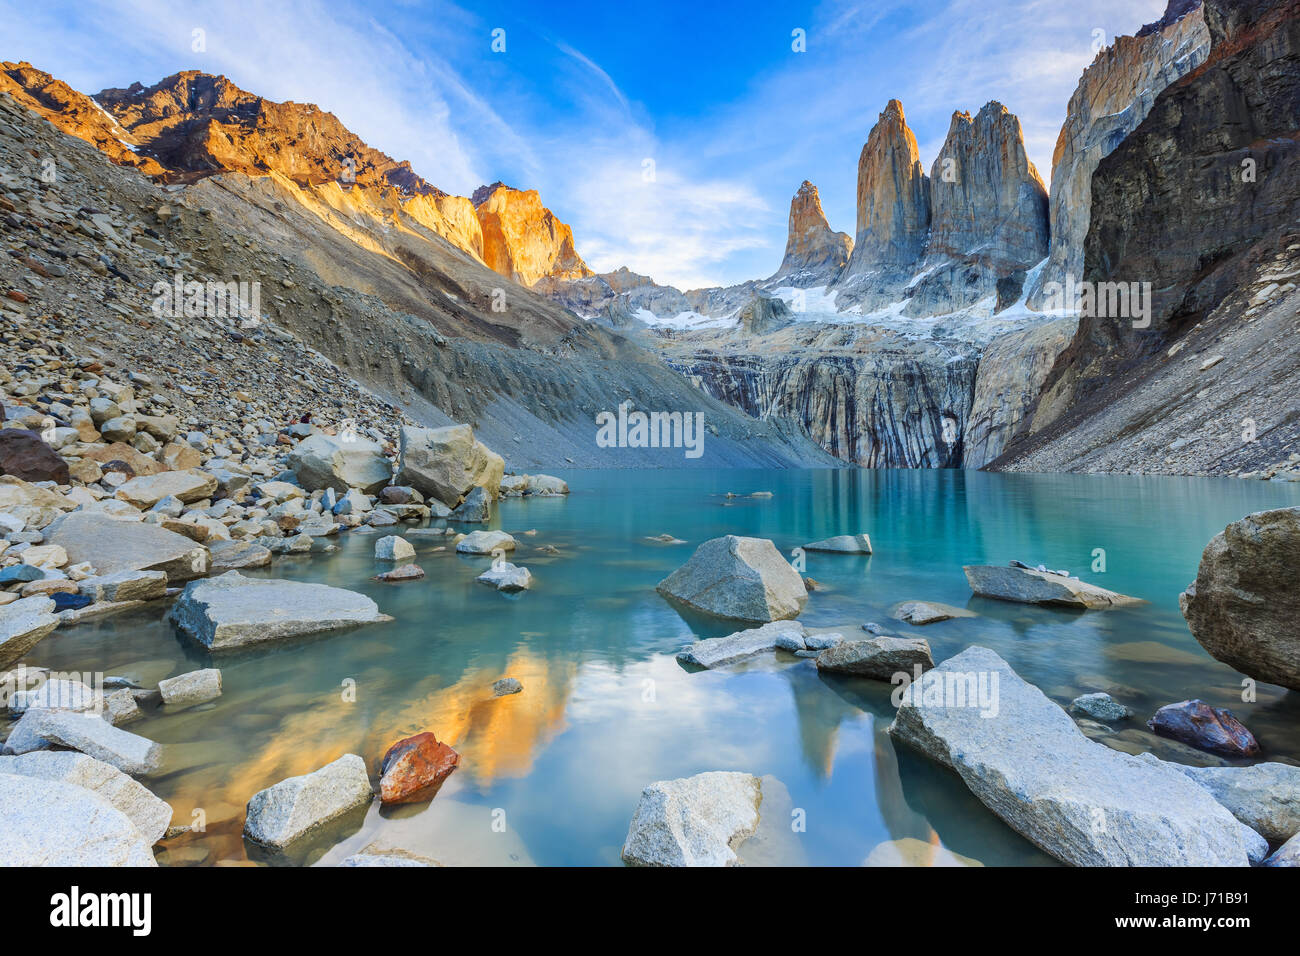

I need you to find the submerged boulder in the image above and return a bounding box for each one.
[892,600,976,625]
[657,535,807,623]
[676,620,806,668]
[803,534,872,554]
[397,424,504,508]
[168,571,392,651]
[888,646,1266,866]
[244,754,373,850]
[964,563,1142,609]
[1180,507,1300,691]
[1147,700,1260,758]
[621,771,762,867]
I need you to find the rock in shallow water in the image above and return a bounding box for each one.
[492,677,523,696]
[802,533,872,554]
[892,600,976,625]
[657,535,807,623]
[158,668,222,708]
[374,535,414,560]
[816,636,933,679]
[168,571,392,651]
[1147,700,1260,758]
[1180,507,1300,692]
[620,771,762,866]
[244,754,373,849]
[456,530,515,554]
[1070,692,1132,723]
[888,646,1266,866]
[378,732,459,805]
[476,562,531,592]
[676,620,805,668]
[964,563,1142,609]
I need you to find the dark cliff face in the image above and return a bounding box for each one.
[990,0,1300,475]
[656,326,978,468]
[1058,0,1300,399]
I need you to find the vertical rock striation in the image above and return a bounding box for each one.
[906,102,1049,317]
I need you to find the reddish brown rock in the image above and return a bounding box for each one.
[773,181,852,281]
[0,429,70,484]
[378,732,459,804]
[1147,699,1261,758]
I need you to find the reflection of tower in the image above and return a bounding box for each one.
[939,413,961,468]
[782,664,863,778]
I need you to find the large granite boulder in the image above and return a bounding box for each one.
[1180,507,1300,691]
[1173,762,1300,844]
[815,635,933,679]
[168,571,391,651]
[397,424,504,508]
[243,754,373,850]
[657,535,807,623]
[0,751,172,844]
[114,469,217,509]
[620,771,762,866]
[888,646,1266,866]
[0,773,156,865]
[45,512,210,582]
[0,429,69,483]
[964,563,1142,609]
[288,432,391,495]
[0,595,59,668]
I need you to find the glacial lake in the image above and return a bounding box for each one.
[32,469,1300,866]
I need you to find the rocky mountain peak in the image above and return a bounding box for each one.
[843,98,930,274]
[472,183,593,286]
[772,180,852,283]
[927,99,1048,269]
[93,70,445,196]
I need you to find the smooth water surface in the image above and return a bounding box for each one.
[30,469,1300,866]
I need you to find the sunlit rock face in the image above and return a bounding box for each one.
[907,103,1049,318]
[772,181,853,286]
[472,182,593,287]
[1026,0,1210,308]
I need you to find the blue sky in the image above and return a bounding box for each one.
[3,0,1168,288]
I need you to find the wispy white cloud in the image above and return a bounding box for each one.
[0,0,1174,289]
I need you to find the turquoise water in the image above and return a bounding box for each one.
[29,469,1300,866]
